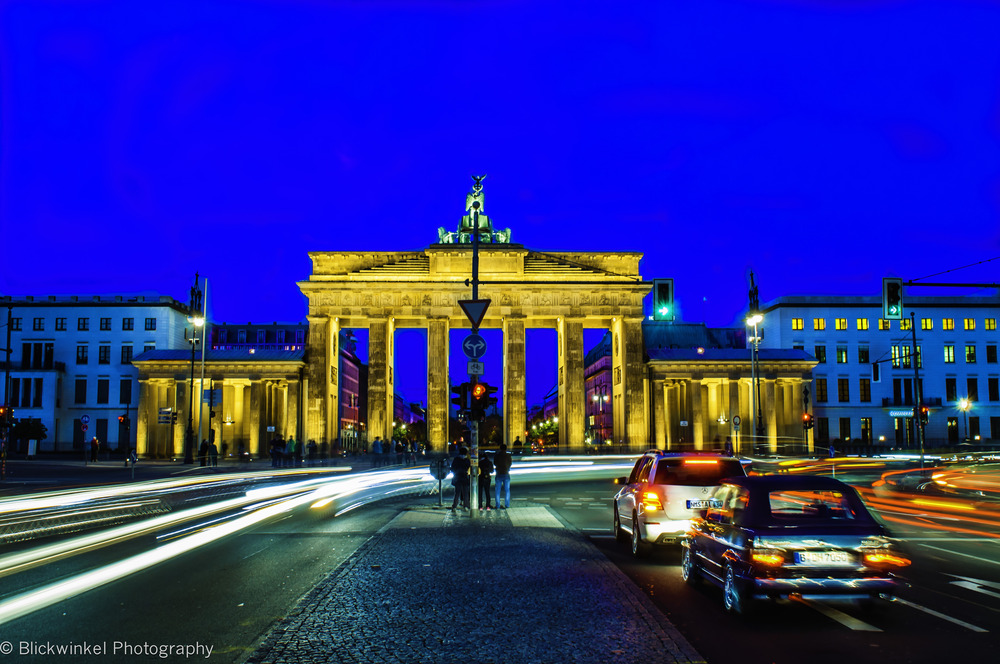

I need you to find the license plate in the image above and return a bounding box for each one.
[686,499,719,509]
[796,550,852,565]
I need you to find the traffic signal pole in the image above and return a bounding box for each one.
[469,200,481,519]
[909,312,925,472]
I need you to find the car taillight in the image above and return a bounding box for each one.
[641,492,663,511]
[863,552,911,567]
[751,548,785,567]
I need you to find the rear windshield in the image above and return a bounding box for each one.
[653,458,745,486]
[767,489,864,522]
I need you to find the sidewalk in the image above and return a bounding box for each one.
[247,503,705,664]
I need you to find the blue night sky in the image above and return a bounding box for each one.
[2,1,999,409]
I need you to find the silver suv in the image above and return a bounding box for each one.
[613,451,747,558]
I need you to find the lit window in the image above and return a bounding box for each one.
[813,318,826,331]
[987,318,997,331]
[964,318,976,331]
[879,319,891,331]
[944,345,955,364]
[891,346,900,368]
[900,318,911,331]
[792,318,804,330]
[856,318,869,331]
[921,318,933,330]
[836,345,848,363]
[966,345,977,363]
[835,318,847,331]
[942,318,955,331]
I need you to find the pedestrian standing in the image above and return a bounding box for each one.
[90,437,100,462]
[494,443,513,509]
[372,436,383,467]
[478,451,494,510]
[208,441,219,467]
[450,446,471,510]
[724,436,734,456]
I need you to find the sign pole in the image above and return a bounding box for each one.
[469,202,481,519]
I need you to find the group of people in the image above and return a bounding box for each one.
[196,439,221,467]
[449,442,513,511]
[369,436,425,467]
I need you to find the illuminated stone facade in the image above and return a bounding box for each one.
[299,246,651,453]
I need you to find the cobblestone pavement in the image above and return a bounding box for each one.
[247,503,705,664]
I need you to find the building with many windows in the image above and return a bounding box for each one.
[1,294,193,452]
[759,295,1000,447]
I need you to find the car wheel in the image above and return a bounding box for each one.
[613,505,627,545]
[681,545,700,585]
[631,512,651,558]
[723,564,751,614]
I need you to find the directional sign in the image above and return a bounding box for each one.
[81,415,91,424]
[458,299,490,329]
[158,407,172,414]
[467,360,485,376]
[202,388,221,404]
[462,334,487,359]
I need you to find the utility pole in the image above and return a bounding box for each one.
[909,311,925,471]
[469,193,481,519]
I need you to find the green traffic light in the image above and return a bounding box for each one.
[658,306,669,316]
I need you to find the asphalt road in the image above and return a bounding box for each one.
[2,462,998,664]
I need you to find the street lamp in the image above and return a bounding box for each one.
[591,391,609,442]
[958,398,971,443]
[183,273,204,464]
[746,312,764,451]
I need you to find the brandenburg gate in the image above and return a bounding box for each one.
[299,178,652,453]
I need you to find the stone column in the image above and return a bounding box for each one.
[708,380,720,442]
[137,379,150,457]
[791,378,804,453]
[368,318,394,442]
[623,318,646,449]
[327,316,341,445]
[663,381,674,449]
[173,378,186,458]
[728,377,741,454]
[653,379,666,449]
[288,379,300,443]
[765,378,777,452]
[502,316,526,448]
[427,317,450,451]
[557,318,585,451]
[691,377,704,450]
[249,379,263,457]
[305,315,329,445]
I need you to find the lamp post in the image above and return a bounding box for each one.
[591,391,609,442]
[958,398,971,443]
[183,273,204,464]
[746,312,764,452]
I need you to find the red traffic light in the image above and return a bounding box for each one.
[471,383,487,399]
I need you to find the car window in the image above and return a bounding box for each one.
[706,486,733,524]
[652,458,745,486]
[730,487,750,526]
[627,457,645,484]
[636,457,654,483]
[767,489,861,521]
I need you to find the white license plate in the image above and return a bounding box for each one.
[686,499,719,509]
[796,550,852,565]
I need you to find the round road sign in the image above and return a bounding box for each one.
[81,424,88,432]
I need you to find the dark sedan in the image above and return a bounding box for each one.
[682,475,910,614]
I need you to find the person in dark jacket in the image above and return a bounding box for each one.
[450,446,471,510]
[478,452,494,510]
[494,443,513,509]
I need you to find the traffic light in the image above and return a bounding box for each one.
[882,277,903,320]
[484,383,499,411]
[470,382,488,420]
[802,413,814,430]
[919,405,929,426]
[653,278,674,321]
[451,382,469,415]
[872,362,881,383]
